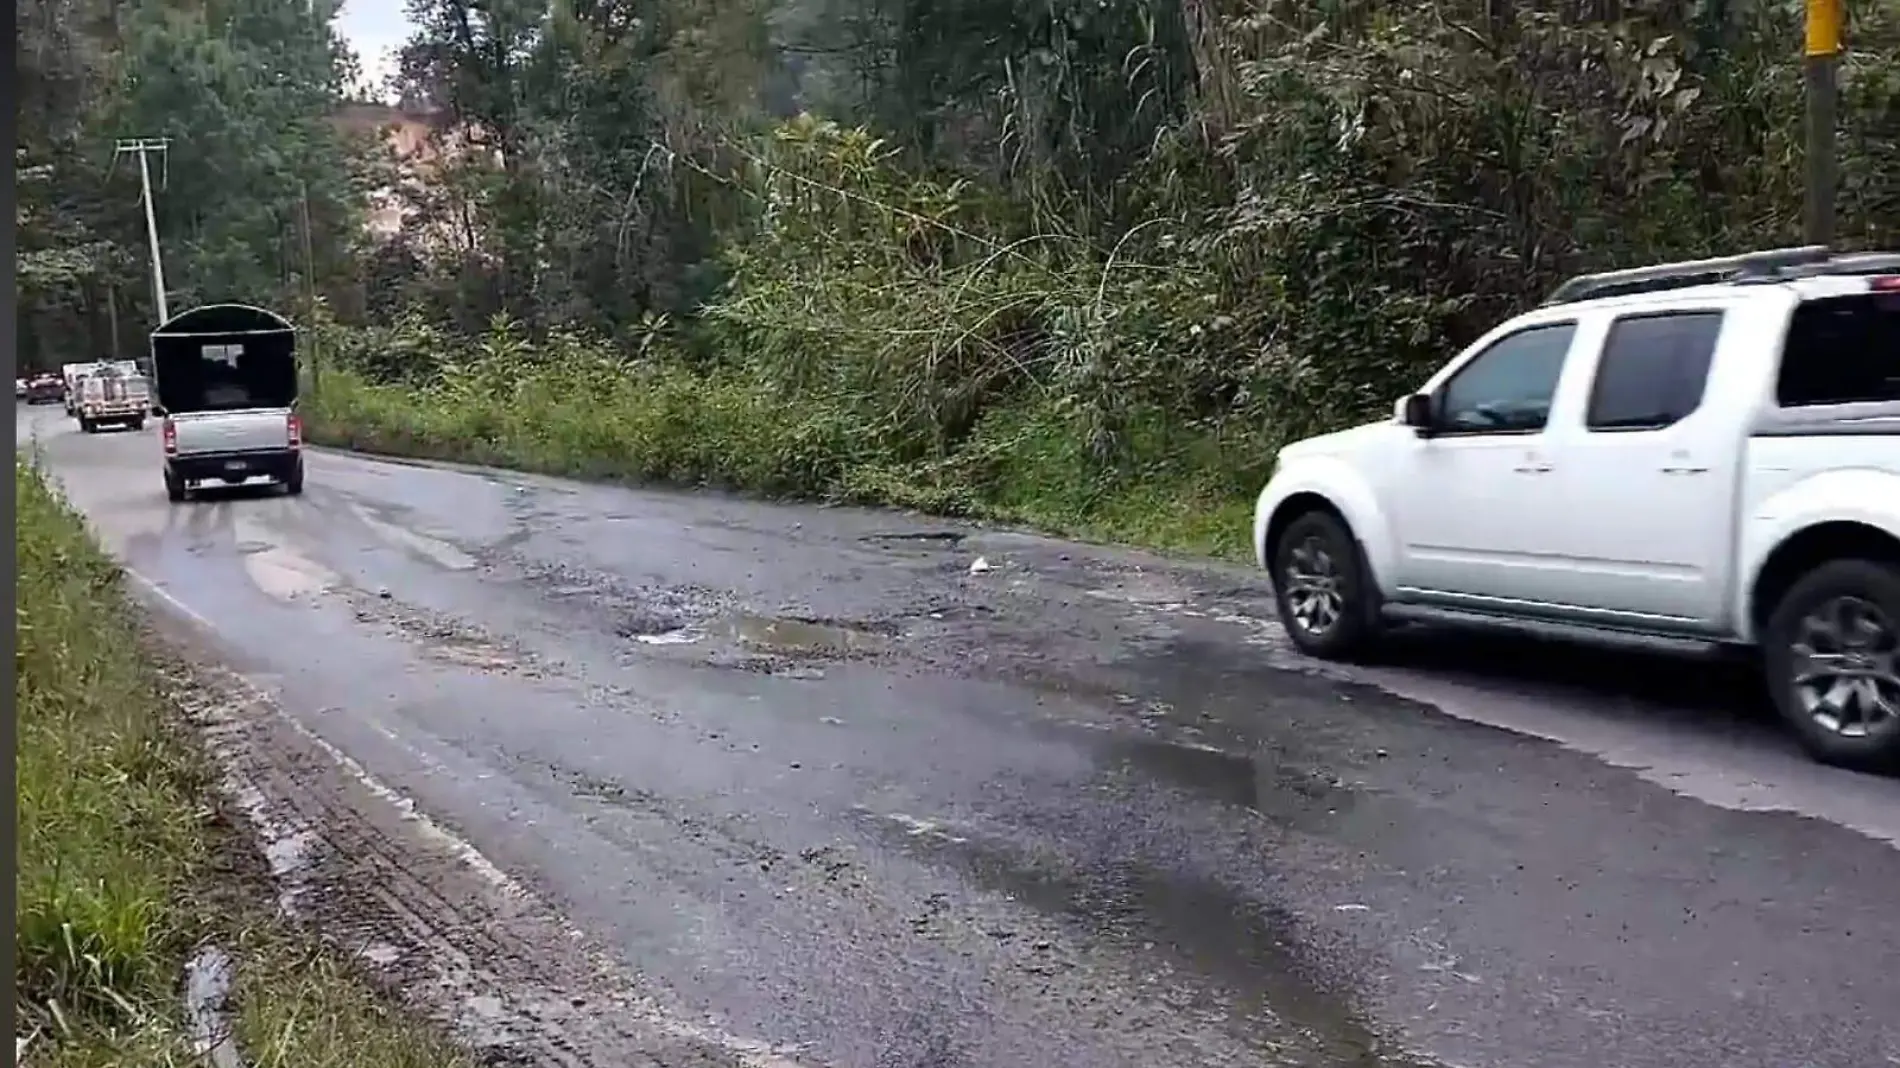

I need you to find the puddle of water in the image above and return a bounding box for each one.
[1113,736,1262,808]
[725,613,891,656]
[886,822,1417,1066]
[621,609,895,660]
[860,531,967,545]
[1106,734,1360,830]
[635,628,701,646]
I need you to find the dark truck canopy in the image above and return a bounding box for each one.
[150,303,299,414]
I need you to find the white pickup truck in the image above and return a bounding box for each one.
[1254,246,1900,770]
[154,333,305,502]
[75,369,151,432]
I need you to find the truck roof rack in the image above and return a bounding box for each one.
[1542,246,1900,306]
[1777,250,1900,278]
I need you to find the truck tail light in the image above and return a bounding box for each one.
[161,417,177,455]
[1871,276,1900,292]
[287,412,302,448]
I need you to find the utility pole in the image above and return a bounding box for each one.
[1804,0,1843,246]
[113,138,172,324]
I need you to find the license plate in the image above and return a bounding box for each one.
[224,460,247,472]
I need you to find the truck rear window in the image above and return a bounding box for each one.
[154,339,298,413]
[1777,292,1900,406]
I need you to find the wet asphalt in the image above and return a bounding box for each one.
[19,404,1900,1068]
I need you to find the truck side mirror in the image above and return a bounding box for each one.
[1398,393,1434,431]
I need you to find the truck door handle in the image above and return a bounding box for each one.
[1513,462,1552,473]
[1660,464,1709,474]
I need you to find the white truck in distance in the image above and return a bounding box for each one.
[1254,247,1900,771]
[75,365,151,432]
[61,361,100,416]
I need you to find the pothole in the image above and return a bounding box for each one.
[728,613,893,655]
[614,606,693,638]
[859,531,967,546]
[630,612,896,661]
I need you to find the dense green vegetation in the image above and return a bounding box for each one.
[14,460,469,1066]
[19,0,1900,554]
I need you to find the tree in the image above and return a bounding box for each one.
[109,0,366,310]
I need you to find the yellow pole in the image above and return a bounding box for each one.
[1804,0,1844,56]
[1804,0,1843,245]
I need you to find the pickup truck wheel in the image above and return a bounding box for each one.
[1271,510,1377,660]
[1763,559,1900,773]
[79,417,95,434]
[164,467,187,504]
[282,461,304,497]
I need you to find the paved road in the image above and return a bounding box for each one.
[21,405,1900,1068]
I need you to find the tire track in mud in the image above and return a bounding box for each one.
[158,648,811,1068]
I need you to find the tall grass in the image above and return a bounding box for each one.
[302,354,1257,561]
[13,459,468,1067]
[15,460,209,1034]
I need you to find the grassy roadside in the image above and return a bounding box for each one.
[14,459,469,1068]
[302,365,1258,562]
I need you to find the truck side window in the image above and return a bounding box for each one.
[1438,322,1577,434]
[1777,293,1900,406]
[1585,311,1724,431]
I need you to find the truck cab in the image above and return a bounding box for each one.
[1254,247,1900,770]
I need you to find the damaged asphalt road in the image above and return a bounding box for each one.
[21,405,1900,1068]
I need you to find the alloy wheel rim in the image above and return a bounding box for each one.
[1283,535,1344,636]
[1790,595,1900,739]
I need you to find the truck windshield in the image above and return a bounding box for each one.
[1778,292,1900,406]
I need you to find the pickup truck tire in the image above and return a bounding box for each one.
[283,460,305,497]
[79,417,96,434]
[1270,509,1378,660]
[164,466,188,504]
[1763,559,1900,773]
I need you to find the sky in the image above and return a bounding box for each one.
[336,0,414,100]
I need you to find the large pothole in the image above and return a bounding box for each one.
[732,613,894,653]
[633,612,896,661]
[613,605,695,638]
